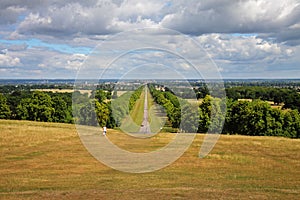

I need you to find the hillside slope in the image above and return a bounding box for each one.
[0,120,299,199]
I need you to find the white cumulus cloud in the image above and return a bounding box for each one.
[0,52,21,67]
[198,34,294,64]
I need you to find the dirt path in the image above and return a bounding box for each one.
[139,86,151,133]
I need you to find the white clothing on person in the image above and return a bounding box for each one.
[103,126,107,136]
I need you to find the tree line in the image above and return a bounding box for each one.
[106,87,143,127]
[0,91,73,123]
[149,85,181,129]
[201,96,300,138]
[226,86,300,111]
[149,84,300,138]
[1,85,300,138]
[73,87,143,128]
[0,86,144,129]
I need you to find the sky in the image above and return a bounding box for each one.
[0,0,300,79]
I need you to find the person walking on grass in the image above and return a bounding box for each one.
[103,126,107,136]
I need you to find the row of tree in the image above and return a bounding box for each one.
[0,87,145,129]
[73,90,114,127]
[190,79,300,89]
[1,86,300,138]
[199,96,300,138]
[0,91,73,123]
[149,85,181,128]
[226,86,300,111]
[110,87,143,127]
[74,87,144,128]
[128,87,143,111]
[149,84,300,138]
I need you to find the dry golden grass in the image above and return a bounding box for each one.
[106,128,175,153]
[186,99,203,106]
[238,99,285,109]
[31,89,92,96]
[238,99,253,102]
[0,120,299,199]
[117,91,128,97]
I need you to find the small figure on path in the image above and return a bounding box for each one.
[103,126,107,136]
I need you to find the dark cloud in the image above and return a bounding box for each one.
[0,0,299,46]
[161,1,300,36]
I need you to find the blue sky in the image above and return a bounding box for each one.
[0,0,299,79]
[0,38,92,54]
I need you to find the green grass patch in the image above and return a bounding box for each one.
[129,90,145,126]
[120,90,145,133]
[147,90,167,133]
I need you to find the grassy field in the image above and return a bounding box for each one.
[0,119,300,199]
[31,89,92,96]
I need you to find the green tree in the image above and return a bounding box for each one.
[95,90,107,102]
[249,100,271,136]
[267,108,284,136]
[128,87,143,111]
[225,100,252,135]
[78,99,98,126]
[283,110,300,138]
[52,96,73,123]
[6,91,31,119]
[95,101,110,127]
[110,91,131,127]
[17,92,54,122]
[0,93,11,119]
[198,95,225,133]
[106,102,116,128]
[198,95,211,133]
[180,101,198,132]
